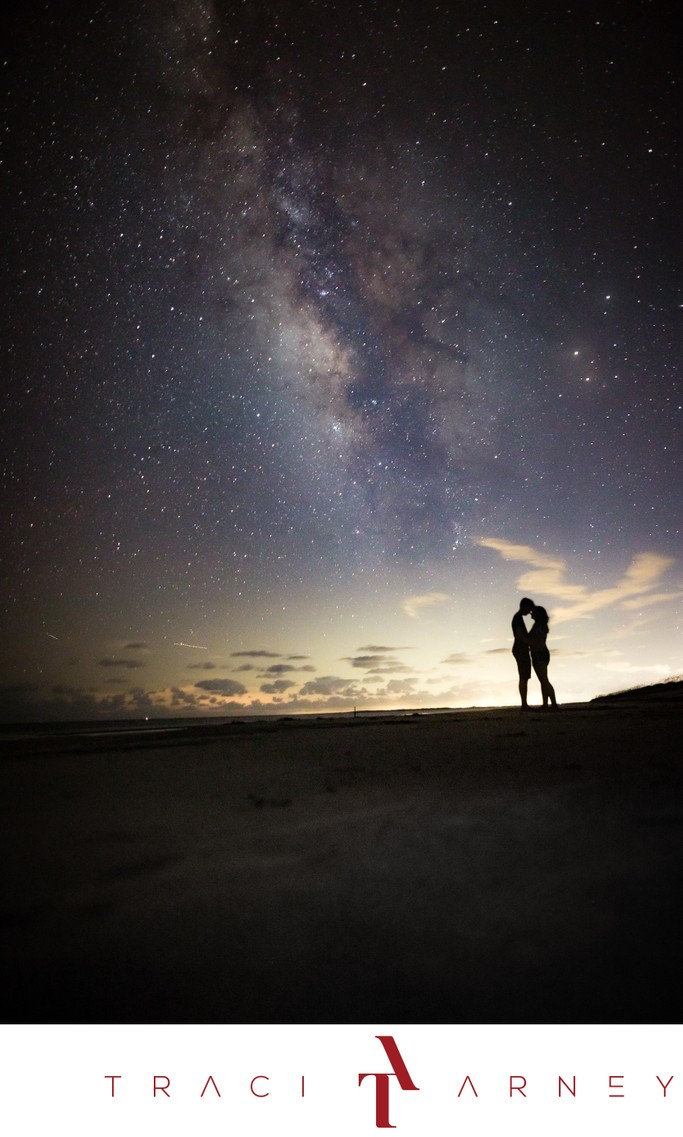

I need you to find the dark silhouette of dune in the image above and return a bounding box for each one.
[592,676,683,703]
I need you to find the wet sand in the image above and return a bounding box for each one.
[2,696,682,1024]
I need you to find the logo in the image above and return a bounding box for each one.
[359,1035,419,1128]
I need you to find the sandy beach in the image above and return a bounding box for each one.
[2,693,682,1025]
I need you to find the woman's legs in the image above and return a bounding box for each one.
[532,657,557,708]
[542,674,557,708]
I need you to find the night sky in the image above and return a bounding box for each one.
[2,0,681,720]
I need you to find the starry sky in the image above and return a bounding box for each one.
[1,0,681,721]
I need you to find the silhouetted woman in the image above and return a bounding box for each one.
[528,605,558,709]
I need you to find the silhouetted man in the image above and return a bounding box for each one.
[512,597,534,708]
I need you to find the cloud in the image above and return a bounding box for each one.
[401,592,450,619]
[477,538,677,623]
[476,538,583,602]
[0,683,42,696]
[170,687,201,706]
[0,684,133,722]
[342,654,412,674]
[263,663,297,675]
[476,538,565,571]
[123,642,149,651]
[620,591,683,610]
[231,650,282,658]
[260,679,296,694]
[442,653,470,664]
[344,655,389,669]
[195,678,248,696]
[0,680,256,722]
[97,658,146,669]
[299,675,366,697]
[187,661,218,670]
[374,678,419,696]
[126,687,161,712]
[358,644,412,652]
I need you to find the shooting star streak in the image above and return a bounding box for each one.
[46,633,58,640]
[174,642,208,650]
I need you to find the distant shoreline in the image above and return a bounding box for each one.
[1,676,682,742]
[0,702,584,752]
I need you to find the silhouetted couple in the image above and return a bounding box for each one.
[512,597,558,710]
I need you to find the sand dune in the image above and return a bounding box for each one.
[2,697,681,1024]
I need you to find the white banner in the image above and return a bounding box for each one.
[1,1023,681,1135]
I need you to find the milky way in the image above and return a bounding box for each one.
[1,0,681,717]
[153,8,522,566]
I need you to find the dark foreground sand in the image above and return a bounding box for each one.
[2,695,682,1024]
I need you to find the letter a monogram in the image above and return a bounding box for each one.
[359,1035,420,1128]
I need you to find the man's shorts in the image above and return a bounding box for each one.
[512,645,531,680]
